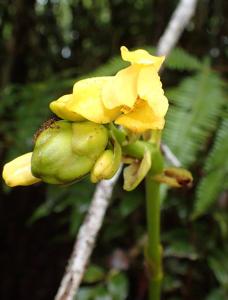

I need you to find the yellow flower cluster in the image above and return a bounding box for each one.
[50,46,168,133]
[2,46,168,188]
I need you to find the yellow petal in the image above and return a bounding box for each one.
[121,46,165,71]
[102,65,140,109]
[115,100,165,133]
[2,152,41,187]
[50,94,85,121]
[137,65,169,118]
[69,77,120,123]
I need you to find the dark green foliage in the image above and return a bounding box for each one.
[1,1,228,299]
[163,64,226,166]
[194,118,228,217]
[76,272,128,300]
[164,48,202,71]
[1,46,228,300]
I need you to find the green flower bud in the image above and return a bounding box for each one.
[71,122,108,159]
[31,120,108,184]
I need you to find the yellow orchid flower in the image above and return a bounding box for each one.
[50,47,168,133]
[2,152,41,187]
[50,77,120,124]
[102,46,168,132]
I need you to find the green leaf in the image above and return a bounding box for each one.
[118,189,142,217]
[93,287,112,300]
[143,46,202,71]
[193,118,228,217]
[207,288,228,300]
[164,64,226,167]
[162,274,181,293]
[76,287,94,300]
[164,240,198,260]
[165,47,202,71]
[208,248,228,288]
[163,228,198,260]
[83,265,106,284]
[107,272,128,300]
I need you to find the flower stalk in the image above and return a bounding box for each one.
[145,132,164,300]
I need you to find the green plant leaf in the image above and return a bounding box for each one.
[193,118,228,217]
[83,265,106,284]
[208,248,228,288]
[107,272,128,300]
[164,64,226,167]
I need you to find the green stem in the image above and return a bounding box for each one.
[123,141,152,159]
[145,144,164,300]
[112,125,164,299]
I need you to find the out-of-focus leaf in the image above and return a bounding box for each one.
[93,286,112,300]
[165,47,202,71]
[164,65,226,167]
[207,288,228,300]
[162,274,181,293]
[83,265,106,284]
[208,249,228,288]
[118,189,142,217]
[162,229,198,260]
[194,118,228,218]
[102,222,128,242]
[76,287,94,300]
[164,240,198,260]
[107,272,128,300]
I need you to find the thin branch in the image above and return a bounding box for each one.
[55,1,197,299]
[156,0,198,56]
[161,144,181,167]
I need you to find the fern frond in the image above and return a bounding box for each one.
[144,46,202,71]
[89,57,128,77]
[163,64,226,167]
[193,118,228,218]
[208,247,228,288]
[165,47,202,71]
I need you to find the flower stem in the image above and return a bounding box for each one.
[145,141,164,300]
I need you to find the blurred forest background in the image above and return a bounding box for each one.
[0,0,228,299]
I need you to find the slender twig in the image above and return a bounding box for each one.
[161,144,181,167]
[156,0,198,57]
[55,1,197,299]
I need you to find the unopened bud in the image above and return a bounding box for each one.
[90,138,122,183]
[2,152,41,187]
[32,120,109,184]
